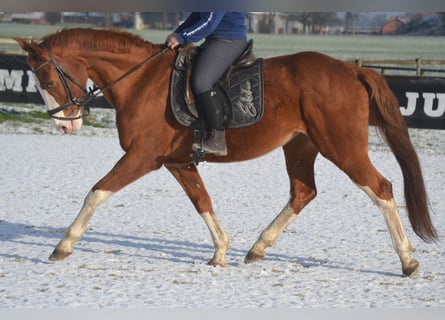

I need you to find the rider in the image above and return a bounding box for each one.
[165,12,248,156]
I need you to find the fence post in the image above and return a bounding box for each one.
[415,57,422,76]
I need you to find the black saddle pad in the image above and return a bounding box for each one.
[170,50,264,129]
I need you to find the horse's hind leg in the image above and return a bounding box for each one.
[359,184,418,276]
[165,164,229,267]
[245,134,319,263]
[309,125,418,276]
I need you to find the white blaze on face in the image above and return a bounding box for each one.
[32,74,83,134]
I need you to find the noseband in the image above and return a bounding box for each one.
[34,42,169,121]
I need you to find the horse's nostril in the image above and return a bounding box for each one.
[58,125,68,134]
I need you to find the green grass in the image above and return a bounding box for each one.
[0,22,97,39]
[0,108,48,124]
[0,106,112,128]
[250,33,445,60]
[83,117,109,128]
[1,23,445,60]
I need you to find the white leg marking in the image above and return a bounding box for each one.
[246,203,297,262]
[201,211,229,267]
[54,190,112,256]
[360,186,417,273]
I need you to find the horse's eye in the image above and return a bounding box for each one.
[47,81,54,89]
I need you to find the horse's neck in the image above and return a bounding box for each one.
[83,46,172,113]
[86,45,167,89]
[86,52,133,85]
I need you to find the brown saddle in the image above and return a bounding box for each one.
[170,39,264,129]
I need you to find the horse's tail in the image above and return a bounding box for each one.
[358,67,437,243]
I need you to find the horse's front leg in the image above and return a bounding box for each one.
[165,164,229,267]
[49,189,112,261]
[50,150,160,261]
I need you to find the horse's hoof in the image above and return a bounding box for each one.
[244,250,265,264]
[207,259,228,268]
[48,249,72,261]
[402,259,419,277]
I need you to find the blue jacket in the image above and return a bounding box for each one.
[174,12,247,44]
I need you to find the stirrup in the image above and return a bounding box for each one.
[191,126,206,165]
[192,142,227,156]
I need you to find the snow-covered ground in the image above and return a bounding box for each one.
[0,111,444,308]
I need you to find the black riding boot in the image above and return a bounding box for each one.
[192,90,227,156]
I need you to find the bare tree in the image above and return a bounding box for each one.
[344,12,359,34]
[292,12,341,34]
[257,13,276,33]
[45,12,62,25]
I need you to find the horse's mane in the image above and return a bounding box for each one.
[41,28,155,53]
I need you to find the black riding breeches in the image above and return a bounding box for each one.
[192,38,248,95]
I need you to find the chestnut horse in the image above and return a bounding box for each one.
[15,28,437,276]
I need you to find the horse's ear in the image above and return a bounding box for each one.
[14,38,43,56]
[14,38,31,52]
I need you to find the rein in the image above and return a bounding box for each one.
[37,43,169,120]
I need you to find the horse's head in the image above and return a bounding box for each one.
[15,38,89,134]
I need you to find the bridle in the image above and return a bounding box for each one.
[33,42,169,121]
